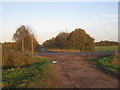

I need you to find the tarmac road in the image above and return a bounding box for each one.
[35,51,116,56]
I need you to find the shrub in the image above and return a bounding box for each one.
[2,47,32,68]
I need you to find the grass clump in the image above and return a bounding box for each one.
[90,55,120,74]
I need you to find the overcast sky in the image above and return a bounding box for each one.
[1,2,118,44]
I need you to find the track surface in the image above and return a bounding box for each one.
[35,51,115,56]
[36,52,119,88]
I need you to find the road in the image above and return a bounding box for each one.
[36,51,119,88]
[35,51,116,56]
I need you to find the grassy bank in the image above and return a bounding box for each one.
[95,46,119,52]
[2,56,57,88]
[90,55,120,74]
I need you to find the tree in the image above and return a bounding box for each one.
[43,28,95,51]
[54,32,69,49]
[67,28,95,51]
[43,37,56,49]
[13,25,39,52]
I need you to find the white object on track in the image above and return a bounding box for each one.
[52,61,57,64]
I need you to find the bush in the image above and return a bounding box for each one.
[2,48,32,68]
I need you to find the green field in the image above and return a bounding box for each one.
[95,46,119,52]
[2,56,57,88]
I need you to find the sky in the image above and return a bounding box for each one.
[1,2,118,44]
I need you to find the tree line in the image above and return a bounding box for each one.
[95,40,119,46]
[43,28,95,51]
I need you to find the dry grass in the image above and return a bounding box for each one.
[113,52,120,66]
[48,49,80,52]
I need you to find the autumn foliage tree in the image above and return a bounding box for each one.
[2,25,40,68]
[43,32,69,49]
[43,28,95,51]
[67,28,95,51]
[13,25,39,52]
[43,38,56,49]
[54,32,69,49]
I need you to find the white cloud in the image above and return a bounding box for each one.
[102,14,117,18]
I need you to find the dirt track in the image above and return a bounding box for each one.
[37,52,118,88]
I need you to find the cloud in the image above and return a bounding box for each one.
[102,14,117,18]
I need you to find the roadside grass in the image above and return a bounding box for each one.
[2,56,57,88]
[89,55,120,74]
[95,46,119,52]
[28,62,57,88]
[47,49,80,52]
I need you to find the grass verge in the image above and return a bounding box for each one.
[2,56,57,88]
[89,55,120,74]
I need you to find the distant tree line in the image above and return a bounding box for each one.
[43,28,95,51]
[95,40,119,46]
